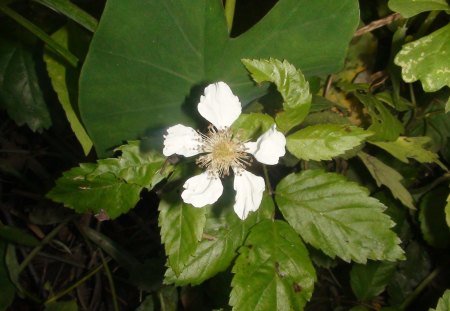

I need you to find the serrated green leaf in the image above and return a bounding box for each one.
[242,58,311,133]
[395,23,450,92]
[43,26,93,155]
[276,170,404,263]
[79,0,359,155]
[47,164,142,219]
[230,220,316,311]
[431,290,450,311]
[419,186,450,248]
[231,113,274,141]
[388,0,449,18]
[358,152,415,210]
[90,141,171,189]
[0,241,15,311]
[0,34,51,131]
[355,93,404,141]
[350,261,397,301]
[158,197,206,275]
[286,124,372,161]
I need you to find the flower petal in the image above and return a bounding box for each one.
[249,125,286,165]
[197,82,241,129]
[233,170,265,220]
[163,124,202,157]
[181,172,223,207]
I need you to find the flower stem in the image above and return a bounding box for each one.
[262,165,273,195]
[400,266,441,310]
[224,0,236,34]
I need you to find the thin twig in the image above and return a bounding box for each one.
[354,13,402,37]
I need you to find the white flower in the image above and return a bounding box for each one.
[163,82,286,220]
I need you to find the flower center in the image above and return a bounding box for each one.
[196,126,251,177]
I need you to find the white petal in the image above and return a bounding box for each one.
[250,125,286,165]
[233,170,265,220]
[163,124,202,157]
[181,172,223,207]
[197,82,241,129]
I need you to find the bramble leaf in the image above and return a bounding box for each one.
[358,152,415,210]
[388,0,449,18]
[431,290,450,311]
[276,170,404,263]
[230,220,316,311]
[395,23,450,92]
[286,124,372,161]
[242,58,311,133]
[158,197,206,275]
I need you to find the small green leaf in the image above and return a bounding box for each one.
[47,164,142,219]
[286,124,372,161]
[44,301,78,311]
[350,261,397,301]
[388,0,449,18]
[0,35,51,131]
[158,197,206,275]
[242,58,312,133]
[431,290,450,311]
[395,23,450,92]
[0,241,15,311]
[230,220,316,311]
[231,112,274,141]
[358,152,415,210]
[419,186,450,248]
[355,93,404,141]
[43,26,93,155]
[0,225,40,247]
[276,170,404,263]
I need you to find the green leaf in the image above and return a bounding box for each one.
[388,0,449,18]
[79,0,359,155]
[286,124,372,161]
[276,170,404,263]
[43,26,93,155]
[230,220,316,311]
[135,295,154,311]
[0,241,15,311]
[91,141,171,189]
[44,300,78,311]
[355,93,404,141]
[242,58,312,133]
[446,187,450,228]
[418,186,450,248]
[47,164,142,219]
[158,196,207,275]
[33,0,98,32]
[395,23,450,92]
[431,290,450,311]
[358,152,415,210]
[231,113,274,141]
[0,225,40,247]
[0,35,51,131]
[350,261,397,301]
[370,136,444,168]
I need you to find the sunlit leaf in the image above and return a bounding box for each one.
[395,23,450,92]
[358,152,415,210]
[431,290,450,311]
[79,0,359,155]
[230,220,316,311]
[350,261,396,301]
[276,170,404,263]
[286,124,372,161]
[158,197,206,275]
[388,0,449,18]
[242,58,311,133]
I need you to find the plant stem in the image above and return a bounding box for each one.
[100,251,120,311]
[224,0,236,34]
[416,10,439,38]
[400,266,441,310]
[262,165,273,195]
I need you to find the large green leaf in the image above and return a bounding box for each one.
[158,196,207,275]
[395,23,450,92]
[230,220,316,311]
[350,261,397,301]
[431,290,450,311]
[388,0,450,18]
[276,170,404,263]
[286,124,372,161]
[358,152,415,210]
[242,58,312,133]
[79,0,359,155]
[0,34,50,131]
